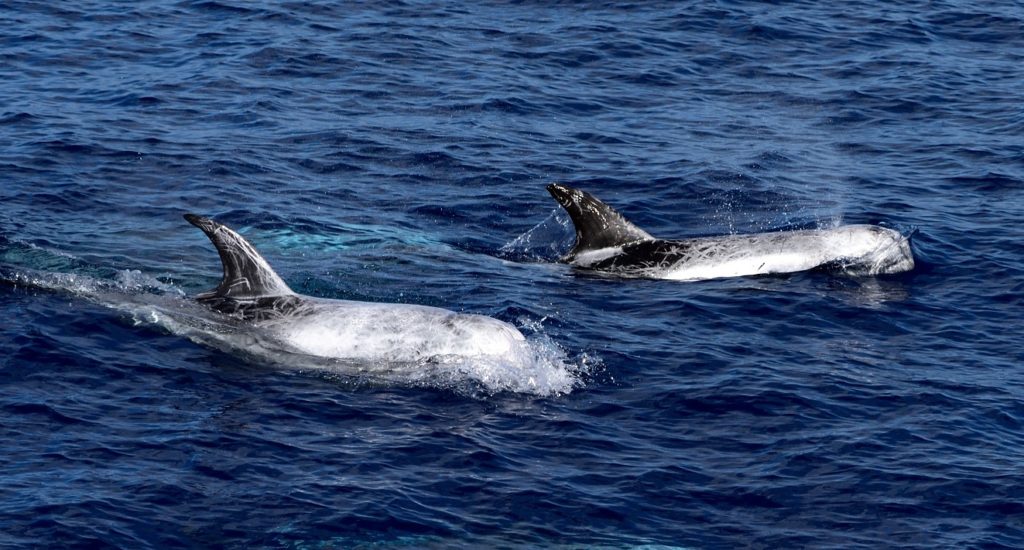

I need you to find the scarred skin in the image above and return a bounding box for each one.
[185,214,525,362]
[546,183,914,281]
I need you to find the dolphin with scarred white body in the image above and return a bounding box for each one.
[183,214,525,362]
[546,184,914,281]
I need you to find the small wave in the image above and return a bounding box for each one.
[0,112,37,125]
[3,402,92,426]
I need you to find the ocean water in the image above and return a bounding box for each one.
[2,1,1023,548]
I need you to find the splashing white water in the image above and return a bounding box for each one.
[500,208,573,260]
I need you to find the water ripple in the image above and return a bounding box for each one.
[1,0,1023,548]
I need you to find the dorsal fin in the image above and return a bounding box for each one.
[546,183,653,261]
[184,214,294,300]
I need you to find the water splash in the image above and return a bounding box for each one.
[499,208,573,261]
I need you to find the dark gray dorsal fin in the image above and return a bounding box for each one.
[546,183,653,261]
[184,214,294,300]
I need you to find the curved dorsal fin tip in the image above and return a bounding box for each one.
[546,184,654,260]
[185,214,294,300]
[183,213,205,227]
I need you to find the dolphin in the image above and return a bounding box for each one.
[545,184,915,281]
[183,214,526,362]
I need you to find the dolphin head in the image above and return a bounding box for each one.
[844,225,915,275]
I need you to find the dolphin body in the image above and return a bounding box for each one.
[546,184,915,281]
[183,214,525,363]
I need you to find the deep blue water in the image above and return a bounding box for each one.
[2,1,1024,548]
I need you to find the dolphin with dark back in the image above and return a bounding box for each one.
[545,184,915,281]
[183,214,526,362]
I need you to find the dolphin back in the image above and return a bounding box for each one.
[184,214,294,301]
[546,183,653,262]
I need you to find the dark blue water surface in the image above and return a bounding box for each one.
[3,1,1024,548]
